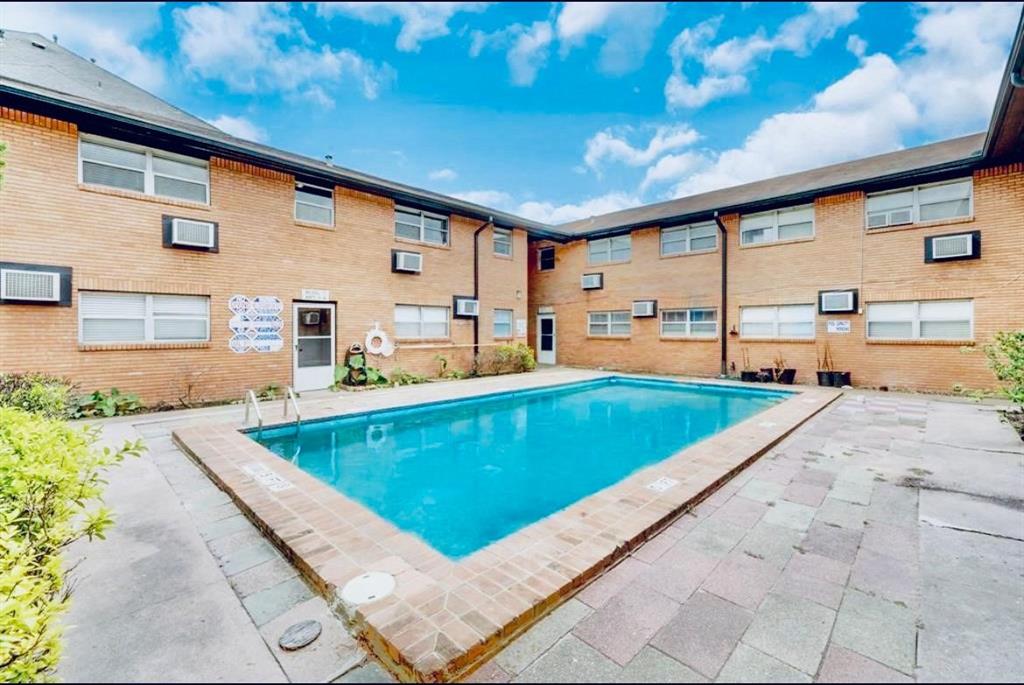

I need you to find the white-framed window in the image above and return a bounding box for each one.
[660,308,718,337]
[740,304,815,339]
[394,304,449,339]
[537,246,556,271]
[395,206,449,245]
[79,292,209,344]
[740,205,815,245]
[661,222,717,256]
[493,228,512,256]
[588,235,631,264]
[866,178,972,229]
[493,308,513,338]
[588,310,631,337]
[866,300,973,340]
[295,183,334,226]
[79,134,209,204]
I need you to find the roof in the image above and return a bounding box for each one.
[984,10,1024,160]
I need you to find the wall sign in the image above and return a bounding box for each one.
[301,288,330,301]
[516,318,527,337]
[827,320,851,334]
[228,294,284,353]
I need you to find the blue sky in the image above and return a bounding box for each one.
[4,2,1021,223]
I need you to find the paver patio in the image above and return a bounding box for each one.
[56,370,1023,683]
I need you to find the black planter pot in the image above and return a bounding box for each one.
[817,371,833,386]
[830,371,851,387]
[740,370,760,382]
[778,368,797,385]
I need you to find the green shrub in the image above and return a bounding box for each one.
[332,354,388,389]
[72,388,143,418]
[0,373,75,420]
[475,343,537,376]
[986,330,1024,409]
[0,407,143,681]
[389,368,429,386]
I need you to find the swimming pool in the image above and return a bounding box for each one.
[253,377,788,558]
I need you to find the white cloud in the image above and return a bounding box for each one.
[318,2,489,52]
[556,2,667,75]
[846,34,867,58]
[451,189,514,207]
[470,21,553,86]
[665,3,862,109]
[584,124,700,171]
[173,3,395,106]
[429,168,458,181]
[517,191,641,224]
[207,114,268,143]
[641,152,705,191]
[1,2,166,90]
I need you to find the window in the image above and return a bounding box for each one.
[493,309,513,338]
[395,207,449,245]
[588,235,631,264]
[661,308,718,337]
[866,178,972,228]
[79,292,209,344]
[661,222,717,255]
[866,300,972,340]
[295,183,334,226]
[79,135,209,203]
[588,310,631,336]
[740,205,814,245]
[394,305,449,339]
[538,246,556,271]
[493,228,512,256]
[740,304,815,339]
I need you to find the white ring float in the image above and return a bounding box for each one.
[365,323,394,357]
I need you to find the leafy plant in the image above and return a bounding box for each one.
[475,343,537,376]
[73,388,142,418]
[0,373,75,419]
[332,354,388,389]
[389,368,428,386]
[817,343,835,372]
[256,384,280,401]
[0,407,143,681]
[433,354,449,378]
[985,330,1024,409]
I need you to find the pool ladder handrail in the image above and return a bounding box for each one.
[244,389,263,429]
[283,386,301,425]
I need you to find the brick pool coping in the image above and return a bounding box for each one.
[172,373,840,682]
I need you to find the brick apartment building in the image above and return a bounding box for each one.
[1,26,1022,404]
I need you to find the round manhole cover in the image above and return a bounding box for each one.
[278,619,322,651]
[341,571,395,605]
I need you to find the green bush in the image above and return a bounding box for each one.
[72,388,143,419]
[0,373,75,420]
[0,407,144,681]
[389,368,429,386]
[332,354,388,389]
[986,330,1024,409]
[475,342,537,376]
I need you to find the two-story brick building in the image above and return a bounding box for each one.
[1,26,1022,403]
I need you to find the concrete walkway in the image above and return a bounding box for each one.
[56,380,1023,683]
[468,393,1024,683]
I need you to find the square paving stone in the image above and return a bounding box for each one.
[717,643,812,683]
[650,591,753,679]
[785,551,850,585]
[700,551,782,610]
[771,567,844,610]
[680,518,749,558]
[737,522,804,568]
[799,520,862,564]
[709,496,769,530]
[849,547,919,608]
[738,479,787,504]
[335,661,396,683]
[817,645,913,683]
[815,499,868,531]
[832,589,916,675]
[615,647,705,683]
[741,593,835,674]
[793,469,836,489]
[464,660,511,683]
[242,576,315,626]
[259,597,363,683]
[199,513,257,541]
[219,541,280,577]
[782,482,829,508]
[635,543,719,603]
[496,598,592,674]
[762,500,817,532]
[860,520,918,564]
[577,557,648,609]
[229,556,300,598]
[829,480,874,506]
[573,583,679,666]
[513,635,621,683]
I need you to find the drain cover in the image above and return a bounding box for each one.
[278,619,322,651]
[341,571,395,605]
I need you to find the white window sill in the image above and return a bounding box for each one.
[295,219,335,231]
[739,235,815,250]
[79,341,211,352]
[865,215,974,235]
[866,338,974,347]
[78,183,210,210]
[660,248,718,260]
[394,236,451,251]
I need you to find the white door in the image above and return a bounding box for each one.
[293,303,335,391]
[537,313,556,365]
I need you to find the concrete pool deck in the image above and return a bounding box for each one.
[56,368,1023,683]
[170,369,839,680]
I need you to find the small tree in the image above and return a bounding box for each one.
[985,330,1024,409]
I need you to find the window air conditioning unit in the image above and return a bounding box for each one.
[453,296,479,318]
[392,250,423,273]
[581,273,603,290]
[819,289,858,314]
[171,218,216,248]
[302,311,321,325]
[632,300,657,317]
[0,267,60,302]
[926,231,980,262]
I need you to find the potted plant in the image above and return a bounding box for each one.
[830,369,852,387]
[817,344,834,386]
[740,348,759,382]
[762,352,796,384]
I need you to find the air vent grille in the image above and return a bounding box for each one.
[1,269,60,301]
[171,218,215,247]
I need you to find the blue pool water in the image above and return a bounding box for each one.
[253,378,787,558]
